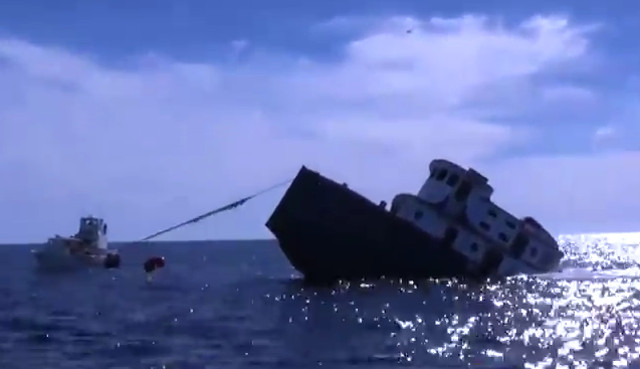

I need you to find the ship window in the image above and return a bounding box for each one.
[480,249,504,275]
[479,221,490,231]
[488,209,497,218]
[506,220,516,229]
[414,210,423,220]
[498,232,508,243]
[446,174,459,187]
[454,180,472,202]
[511,233,530,258]
[436,169,447,181]
[443,226,458,247]
[470,242,478,252]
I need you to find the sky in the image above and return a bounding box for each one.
[1,0,640,243]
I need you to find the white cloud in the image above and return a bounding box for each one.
[541,85,596,103]
[293,15,592,107]
[0,14,632,243]
[592,125,617,147]
[481,150,640,234]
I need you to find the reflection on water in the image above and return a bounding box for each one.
[1,234,640,368]
[271,233,640,368]
[270,277,638,368]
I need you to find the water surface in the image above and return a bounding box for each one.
[0,236,638,368]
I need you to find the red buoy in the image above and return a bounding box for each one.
[144,256,165,273]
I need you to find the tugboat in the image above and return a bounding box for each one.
[265,159,564,282]
[32,216,121,270]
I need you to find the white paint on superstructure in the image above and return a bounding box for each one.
[389,158,563,276]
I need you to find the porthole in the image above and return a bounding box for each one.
[498,232,508,243]
[446,174,459,187]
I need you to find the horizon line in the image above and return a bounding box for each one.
[0,238,277,246]
[3,230,640,246]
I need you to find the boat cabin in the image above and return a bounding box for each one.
[390,159,561,275]
[75,216,109,249]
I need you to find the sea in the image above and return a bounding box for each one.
[1,235,640,369]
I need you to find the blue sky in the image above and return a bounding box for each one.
[1,0,639,243]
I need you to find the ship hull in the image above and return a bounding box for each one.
[32,239,121,271]
[265,166,472,282]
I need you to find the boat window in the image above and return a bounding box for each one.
[479,221,490,231]
[498,232,508,243]
[470,242,478,252]
[480,249,504,274]
[414,210,423,220]
[436,169,447,181]
[454,180,472,202]
[505,220,516,229]
[443,226,458,247]
[511,233,530,258]
[488,209,497,218]
[446,173,459,187]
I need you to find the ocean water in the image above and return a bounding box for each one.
[1,236,640,369]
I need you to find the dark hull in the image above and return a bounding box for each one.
[265,166,471,282]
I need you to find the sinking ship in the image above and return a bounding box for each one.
[265,159,564,282]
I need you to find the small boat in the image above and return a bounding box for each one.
[32,216,121,270]
[265,159,564,282]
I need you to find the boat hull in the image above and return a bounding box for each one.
[32,240,121,271]
[265,166,473,282]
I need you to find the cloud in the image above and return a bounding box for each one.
[0,13,631,242]
[592,125,616,147]
[541,85,596,103]
[478,150,640,235]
